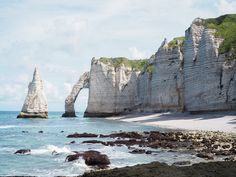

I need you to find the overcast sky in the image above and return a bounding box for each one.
[0,0,236,112]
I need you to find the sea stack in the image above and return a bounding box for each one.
[17,67,48,118]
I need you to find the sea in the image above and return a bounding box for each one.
[0,111,206,176]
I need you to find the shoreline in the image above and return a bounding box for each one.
[107,111,236,133]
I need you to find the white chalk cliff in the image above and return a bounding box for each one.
[17,67,48,118]
[62,72,89,117]
[63,14,236,117]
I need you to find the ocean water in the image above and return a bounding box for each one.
[0,111,205,176]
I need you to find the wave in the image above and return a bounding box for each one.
[0,125,16,129]
[31,145,71,155]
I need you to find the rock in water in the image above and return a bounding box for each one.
[17,67,48,118]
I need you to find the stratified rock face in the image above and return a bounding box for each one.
[17,67,48,118]
[84,58,139,117]
[62,72,90,117]
[66,15,236,117]
[183,19,236,112]
[137,39,184,112]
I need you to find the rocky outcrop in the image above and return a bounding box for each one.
[62,72,89,117]
[17,67,48,118]
[84,58,140,117]
[64,14,236,116]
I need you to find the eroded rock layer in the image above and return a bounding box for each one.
[64,14,236,117]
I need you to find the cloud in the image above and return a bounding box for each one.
[129,47,150,59]
[215,0,236,14]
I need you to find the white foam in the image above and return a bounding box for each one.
[31,145,71,155]
[0,125,16,129]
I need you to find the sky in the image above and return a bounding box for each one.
[0,0,236,112]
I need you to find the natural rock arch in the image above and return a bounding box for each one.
[62,72,90,117]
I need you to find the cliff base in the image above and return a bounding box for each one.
[17,112,48,118]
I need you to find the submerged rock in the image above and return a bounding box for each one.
[14,149,31,155]
[17,67,48,118]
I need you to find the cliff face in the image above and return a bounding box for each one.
[137,39,184,112]
[18,67,48,118]
[183,18,236,112]
[63,14,236,117]
[84,58,139,117]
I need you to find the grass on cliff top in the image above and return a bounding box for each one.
[167,37,185,48]
[196,14,236,58]
[99,57,155,73]
[99,57,148,71]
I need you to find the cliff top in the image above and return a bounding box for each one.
[99,57,149,71]
[194,14,236,57]
[167,37,185,48]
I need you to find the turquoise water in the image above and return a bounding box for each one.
[0,111,203,176]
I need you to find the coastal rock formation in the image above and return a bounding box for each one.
[63,14,236,116]
[84,58,140,117]
[62,72,89,117]
[137,38,184,112]
[17,67,48,118]
[183,18,236,112]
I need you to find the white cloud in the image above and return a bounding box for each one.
[129,47,150,59]
[216,0,236,14]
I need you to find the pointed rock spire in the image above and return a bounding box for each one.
[17,67,48,118]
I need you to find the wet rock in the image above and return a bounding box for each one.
[173,161,191,166]
[60,131,64,133]
[38,130,43,133]
[225,155,236,161]
[83,150,110,168]
[65,150,110,169]
[82,140,105,145]
[196,152,214,160]
[109,132,143,139]
[65,153,81,162]
[130,149,146,154]
[14,149,31,155]
[67,133,98,138]
[70,141,76,144]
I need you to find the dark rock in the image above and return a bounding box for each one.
[83,150,110,168]
[60,131,64,133]
[70,141,76,144]
[38,130,43,133]
[67,133,98,138]
[22,131,28,133]
[82,140,105,144]
[130,149,146,154]
[225,155,236,161]
[145,150,153,154]
[65,153,82,162]
[65,150,110,169]
[109,132,143,139]
[196,152,214,160]
[14,149,31,155]
[173,161,191,166]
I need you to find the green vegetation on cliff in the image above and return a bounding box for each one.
[168,37,185,48]
[99,57,156,74]
[99,57,149,71]
[197,14,236,58]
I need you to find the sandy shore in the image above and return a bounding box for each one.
[108,111,236,133]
